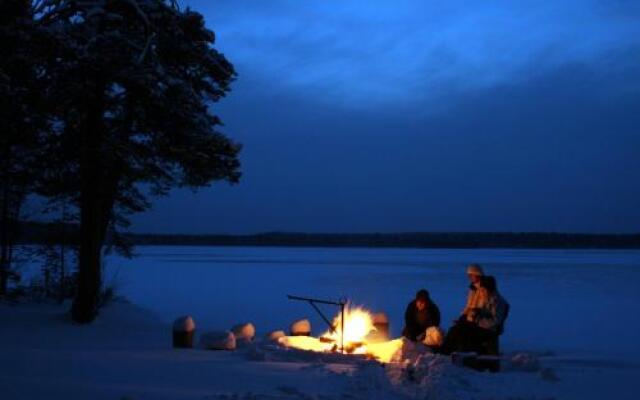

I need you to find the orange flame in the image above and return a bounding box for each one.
[278,306,403,363]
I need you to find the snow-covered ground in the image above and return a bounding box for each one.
[0,300,561,400]
[2,246,639,399]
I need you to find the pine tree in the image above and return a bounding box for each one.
[0,0,51,296]
[36,0,241,322]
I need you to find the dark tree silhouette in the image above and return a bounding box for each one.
[36,0,241,322]
[0,0,51,296]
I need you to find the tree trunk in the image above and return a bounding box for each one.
[71,82,107,323]
[0,141,11,297]
[58,203,66,303]
[0,177,9,297]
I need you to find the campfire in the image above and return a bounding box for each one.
[278,302,404,363]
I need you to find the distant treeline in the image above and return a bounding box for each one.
[16,222,640,249]
[125,232,640,249]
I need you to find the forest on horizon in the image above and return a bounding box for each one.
[16,221,640,249]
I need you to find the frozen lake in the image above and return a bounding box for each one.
[107,246,640,360]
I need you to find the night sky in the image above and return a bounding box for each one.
[132,0,640,234]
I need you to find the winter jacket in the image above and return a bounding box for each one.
[462,283,489,322]
[403,300,441,341]
[476,292,509,332]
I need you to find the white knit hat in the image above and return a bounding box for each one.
[466,263,484,276]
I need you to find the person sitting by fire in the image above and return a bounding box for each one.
[402,289,441,342]
[442,265,510,356]
[475,275,510,355]
[461,263,489,323]
[442,263,489,354]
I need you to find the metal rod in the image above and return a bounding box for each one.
[309,300,336,333]
[287,294,345,306]
[287,294,348,353]
[341,302,345,354]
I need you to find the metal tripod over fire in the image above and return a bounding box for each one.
[287,294,347,354]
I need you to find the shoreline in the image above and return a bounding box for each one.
[16,221,640,249]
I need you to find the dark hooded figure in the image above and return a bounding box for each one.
[402,289,441,341]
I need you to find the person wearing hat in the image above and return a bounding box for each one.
[461,263,488,323]
[402,289,441,342]
[441,263,490,354]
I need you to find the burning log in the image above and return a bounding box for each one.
[343,342,364,354]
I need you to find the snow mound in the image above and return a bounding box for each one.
[386,352,479,400]
[290,319,311,336]
[231,322,256,342]
[371,312,389,324]
[265,330,286,342]
[242,336,555,400]
[172,315,195,332]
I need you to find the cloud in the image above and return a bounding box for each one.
[188,0,640,109]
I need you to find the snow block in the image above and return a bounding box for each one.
[369,312,390,342]
[172,316,196,348]
[173,316,196,332]
[372,312,389,324]
[290,319,311,336]
[199,331,236,351]
[265,330,286,342]
[231,322,256,342]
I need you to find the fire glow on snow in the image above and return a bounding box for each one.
[278,306,403,363]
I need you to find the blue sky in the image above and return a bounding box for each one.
[132,0,640,234]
